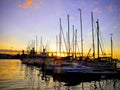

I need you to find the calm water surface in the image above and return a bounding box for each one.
[0,59,120,90]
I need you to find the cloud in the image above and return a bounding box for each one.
[34,3,40,9]
[112,25,118,29]
[94,1,99,5]
[19,0,43,9]
[93,8,102,13]
[81,1,86,7]
[33,0,44,9]
[21,0,34,8]
[71,3,77,8]
[69,16,75,20]
[108,4,113,11]
[107,4,120,12]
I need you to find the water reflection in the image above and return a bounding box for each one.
[0,59,21,81]
[0,59,120,90]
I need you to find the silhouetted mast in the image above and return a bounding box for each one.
[67,14,70,56]
[56,35,58,56]
[40,36,42,53]
[32,40,35,50]
[72,25,75,57]
[78,9,83,58]
[59,18,62,55]
[75,29,77,58]
[110,34,113,60]
[91,12,95,59]
[96,19,100,59]
[36,35,38,54]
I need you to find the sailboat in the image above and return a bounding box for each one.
[84,12,117,72]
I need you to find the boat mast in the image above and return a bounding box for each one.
[91,12,95,59]
[78,9,83,58]
[56,35,58,56]
[96,19,100,59]
[110,34,113,60]
[67,14,70,56]
[75,29,77,58]
[72,25,75,57]
[32,40,35,50]
[40,36,42,53]
[36,35,38,54]
[59,18,62,56]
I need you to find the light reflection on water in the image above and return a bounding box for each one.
[0,59,120,90]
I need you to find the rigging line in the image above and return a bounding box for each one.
[89,42,94,57]
[61,42,65,56]
[99,41,106,55]
[99,29,106,55]
[76,42,80,55]
[113,45,117,58]
[60,35,66,55]
[70,31,76,53]
[71,36,74,53]
[76,42,80,52]
[86,36,93,57]
[61,23,68,52]
[87,48,92,57]
[70,43,73,54]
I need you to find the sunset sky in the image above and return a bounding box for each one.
[0,0,120,59]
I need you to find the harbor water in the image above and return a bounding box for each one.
[0,59,120,90]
